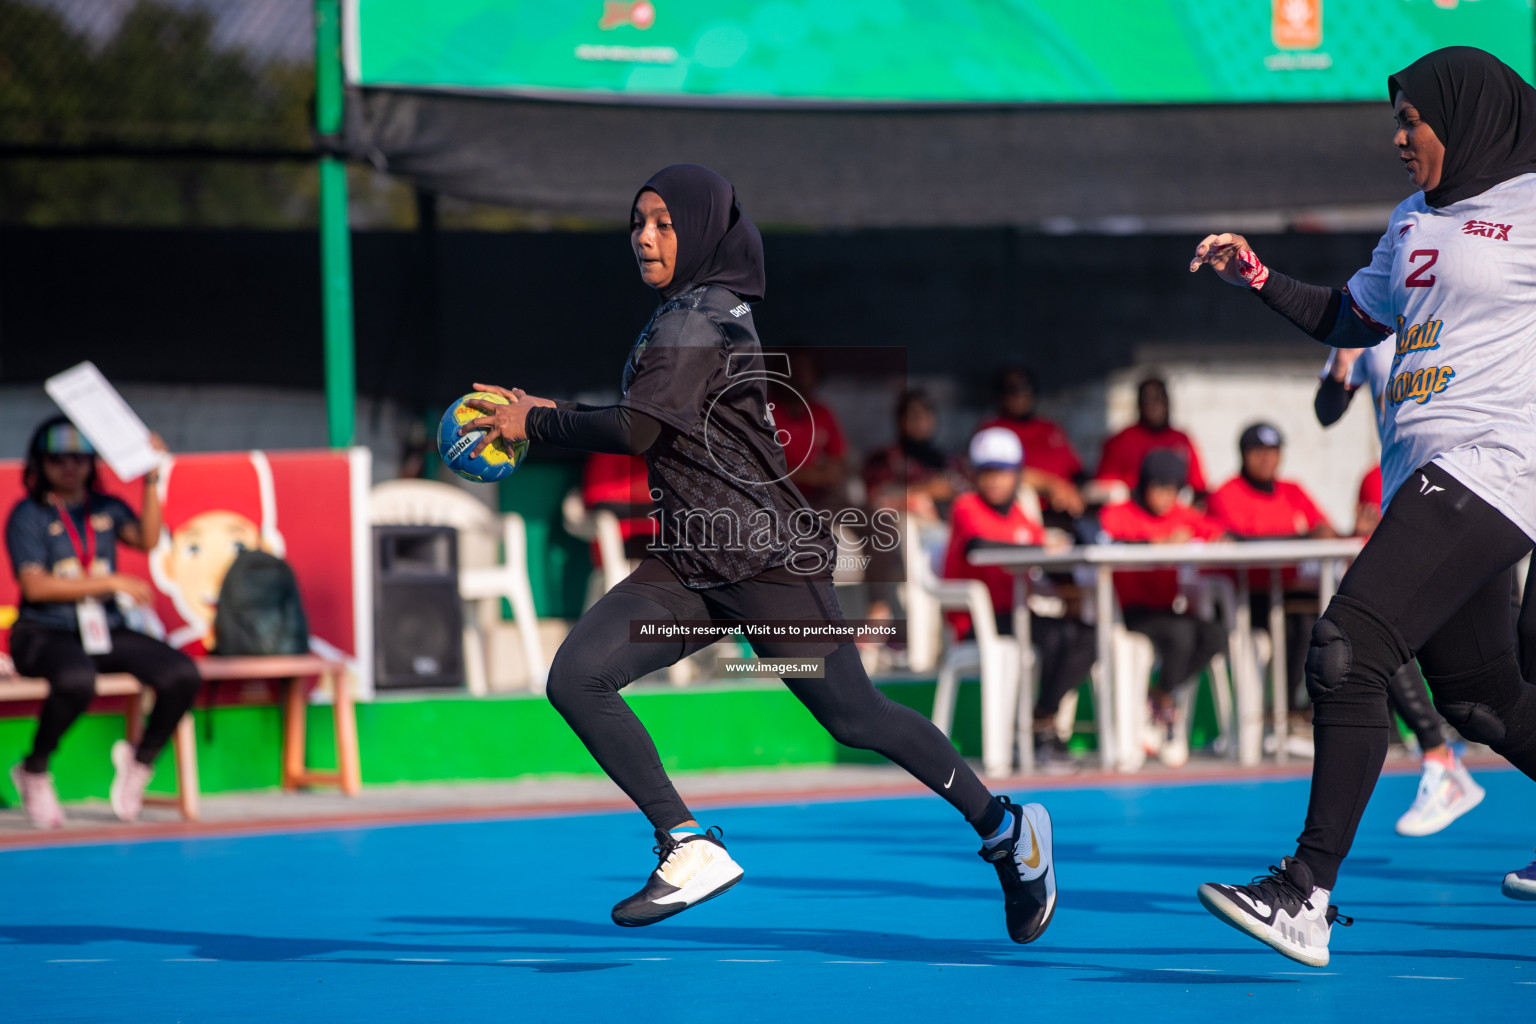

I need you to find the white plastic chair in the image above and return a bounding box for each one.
[1110,576,1238,772]
[561,488,632,603]
[370,480,547,694]
[913,520,1024,779]
[904,486,1042,676]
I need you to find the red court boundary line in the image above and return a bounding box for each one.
[0,758,1512,853]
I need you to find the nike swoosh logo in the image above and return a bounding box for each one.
[943,768,955,790]
[1021,823,1041,869]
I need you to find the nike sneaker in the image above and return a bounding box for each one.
[1197,857,1351,967]
[1394,754,1484,837]
[1503,850,1536,901]
[979,796,1057,944]
[611,826,744,927]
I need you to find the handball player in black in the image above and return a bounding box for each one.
[460,164,1056,940]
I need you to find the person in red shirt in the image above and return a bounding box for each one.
[974,367,1085,519]
[1098,449,1227,763]
[862,390,966,524]
[1209,423,1335,541]
[1208,423,1337,720]
[1095,376,1209,496]
[1355,465,1383,536]
[767,350,848,512]
[942,428,1096,766]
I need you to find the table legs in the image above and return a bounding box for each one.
[1270,569,1289,764]
[1234,575,1263,766]
[1014,574,1035,777]
[1094,564,1116,772]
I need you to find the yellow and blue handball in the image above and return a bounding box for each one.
[438,392,531,483]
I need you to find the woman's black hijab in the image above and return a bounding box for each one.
[633,164,765,303]
[1389,46,1536,208]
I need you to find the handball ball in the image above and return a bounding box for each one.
[438,392,531,483]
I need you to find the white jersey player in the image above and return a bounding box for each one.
[1188,45,1536,967]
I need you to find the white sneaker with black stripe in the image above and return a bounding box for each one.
[1197,857,1352,967]
[611,827,744,927]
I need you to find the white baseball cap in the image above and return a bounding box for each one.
[969,427,1024,470]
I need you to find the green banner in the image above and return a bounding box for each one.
[346,0,1534,104]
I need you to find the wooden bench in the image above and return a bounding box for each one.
[0,672,201,820]
[193,655,361,797]
[1,654,360,822]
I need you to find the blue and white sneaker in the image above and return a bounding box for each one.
[1198,858,1352,967]
[979,797,1057,944]
[1502,850,1536,901]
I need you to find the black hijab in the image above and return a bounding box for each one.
[633,164,765,303]
[1389,46,1536,208]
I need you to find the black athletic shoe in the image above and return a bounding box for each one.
[978,796,1057,944]
[611,827,745,928]
[1197,857,1352,967]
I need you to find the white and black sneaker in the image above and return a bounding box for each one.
[611,827,744,927]
[1197,857,1352,967]
[979,796,1057,944]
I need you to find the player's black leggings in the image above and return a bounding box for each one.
[545,559,1007,836]
[1295,464,1536,889]
[10,623,202,771]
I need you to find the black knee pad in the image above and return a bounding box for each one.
[1304,618,1351,703]
[1305,596,1409,727]
[1428,651,1536,749]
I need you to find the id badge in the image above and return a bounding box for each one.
[78,598,113,655]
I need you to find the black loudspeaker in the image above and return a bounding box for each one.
[373,525,464,690]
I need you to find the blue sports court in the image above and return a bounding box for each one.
[3,766,1532,1023]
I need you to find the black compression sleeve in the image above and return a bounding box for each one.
[1254,271,1340,341]
[1314,377,1356,427]
[1256,270,1389,348]
[525,405,662,455]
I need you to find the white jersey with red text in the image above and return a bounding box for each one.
[1345,172,1536,540]
[1343,335,1395,434]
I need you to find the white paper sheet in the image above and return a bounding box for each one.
[43,362,162,481]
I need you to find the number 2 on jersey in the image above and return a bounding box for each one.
[1406,249,1439,288]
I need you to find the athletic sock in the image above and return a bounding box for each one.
[1424,745,1457,770]
[668,828,702,842]
[981,807,1017,850]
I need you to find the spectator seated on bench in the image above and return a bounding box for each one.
[4,416,200,829]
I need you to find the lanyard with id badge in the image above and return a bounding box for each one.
[52,496,112,655]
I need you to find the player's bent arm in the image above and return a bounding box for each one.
[525,405,662,456]
[1254,272,1388,348]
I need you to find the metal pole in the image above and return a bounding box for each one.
[316,0,355,447]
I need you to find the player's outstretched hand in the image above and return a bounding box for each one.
[1188,232,1269,289]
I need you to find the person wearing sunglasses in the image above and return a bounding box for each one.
[5,416,199,828]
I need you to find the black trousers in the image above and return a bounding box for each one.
[983,612,1097,721]
[1120,606,1228,694]
[1296,464,1536,889]
[545,558,1004,835]
[10,623,202,771]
